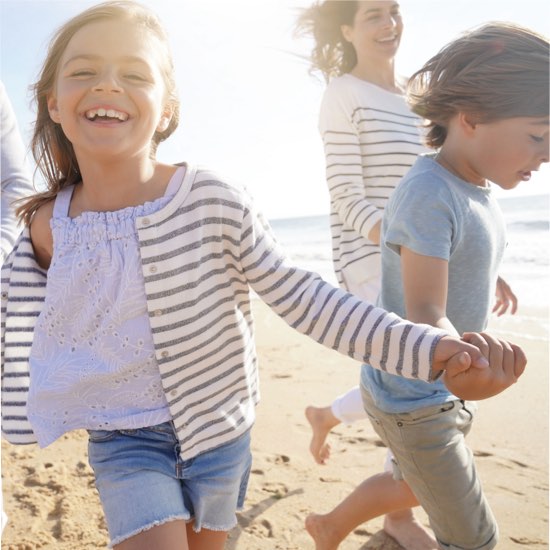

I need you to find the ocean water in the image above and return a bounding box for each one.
[268,193,549,342]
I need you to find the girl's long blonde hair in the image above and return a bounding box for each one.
[17,0,180,226]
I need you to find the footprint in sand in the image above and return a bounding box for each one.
[245,518,275,538]
[264,453,290,465]
[261,481,289,499]
[509,536,547,546]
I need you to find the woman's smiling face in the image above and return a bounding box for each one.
[341,1,403,63]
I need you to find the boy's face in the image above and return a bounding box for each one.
[470,116,549,190]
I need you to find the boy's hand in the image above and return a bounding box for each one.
[438,332,526,400]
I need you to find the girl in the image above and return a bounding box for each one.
[1,2,524,549]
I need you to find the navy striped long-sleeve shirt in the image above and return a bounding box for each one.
[319,74,428,290]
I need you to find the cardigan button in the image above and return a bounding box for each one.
[170,389,178,397]
[149,265,158,274]
[153,309,162,317]
[142,218,151,226]
[1,291,7,300]
[160,351,169,359]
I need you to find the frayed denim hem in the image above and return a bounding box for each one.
[192,519,237,534]
[108,514,190,548]
[189,503,245,533]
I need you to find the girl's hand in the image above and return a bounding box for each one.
[492,275,518,316]
[440,332,526,400]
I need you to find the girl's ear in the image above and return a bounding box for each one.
[47,94,61,123]
[156,104,173,133]
[341,24,353,43]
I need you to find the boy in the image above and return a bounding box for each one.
[306,21,548,550]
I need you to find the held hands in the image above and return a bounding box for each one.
[433,333,526,400]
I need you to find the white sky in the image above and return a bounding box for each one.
[1,0,549,219]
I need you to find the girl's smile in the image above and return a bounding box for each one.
[47,19,172,162]
[84,107,129,122]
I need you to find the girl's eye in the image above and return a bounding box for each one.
[530,135,544,143]
[125,74,146,81]
[71,70,95,77]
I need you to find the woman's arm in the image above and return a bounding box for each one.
[320,87,382,243]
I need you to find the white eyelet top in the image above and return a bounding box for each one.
[27,168,184,447]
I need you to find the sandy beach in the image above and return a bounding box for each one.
[2,299,548,550]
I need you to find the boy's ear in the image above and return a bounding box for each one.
[47,94,61,123]
[459,112,478,135]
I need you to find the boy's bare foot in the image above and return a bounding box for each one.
[383,509,439,550]
[305,513,342,550]
[305,406,340,464]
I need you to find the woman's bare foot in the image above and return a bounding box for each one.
[305,406,341,464]
[305,513,342,550]
[383,509,439,550]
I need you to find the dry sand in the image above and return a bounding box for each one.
[2,300,548,549]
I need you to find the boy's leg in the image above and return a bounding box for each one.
[362,390,498,550]
[305,472,436,550]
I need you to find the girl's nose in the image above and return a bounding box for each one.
[92,71,122,93]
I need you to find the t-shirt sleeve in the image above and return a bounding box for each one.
[384,177,456,261]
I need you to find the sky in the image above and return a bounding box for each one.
[1,0,549,220]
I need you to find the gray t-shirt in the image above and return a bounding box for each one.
[361,153,507,413]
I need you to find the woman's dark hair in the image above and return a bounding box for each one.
[295,1,358,82]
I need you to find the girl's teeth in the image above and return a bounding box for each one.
[97,108,106,116]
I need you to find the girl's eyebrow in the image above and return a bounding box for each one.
[62,54,149,68]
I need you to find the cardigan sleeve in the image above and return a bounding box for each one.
[238,193,445,382]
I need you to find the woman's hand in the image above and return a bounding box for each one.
[493,275,518,316]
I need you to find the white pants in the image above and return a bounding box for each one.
[333,274,394,470]
[331,273,380,425]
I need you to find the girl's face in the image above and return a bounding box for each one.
[342,1,403,63]
[47,19,173,163]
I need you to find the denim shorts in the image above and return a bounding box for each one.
[87,422,252,547]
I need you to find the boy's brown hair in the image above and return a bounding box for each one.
[408,22,549,148]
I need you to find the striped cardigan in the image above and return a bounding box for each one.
[1,165,444,460]
[319,74,428,289]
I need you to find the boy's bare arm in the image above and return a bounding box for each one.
[400,246,526,398]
